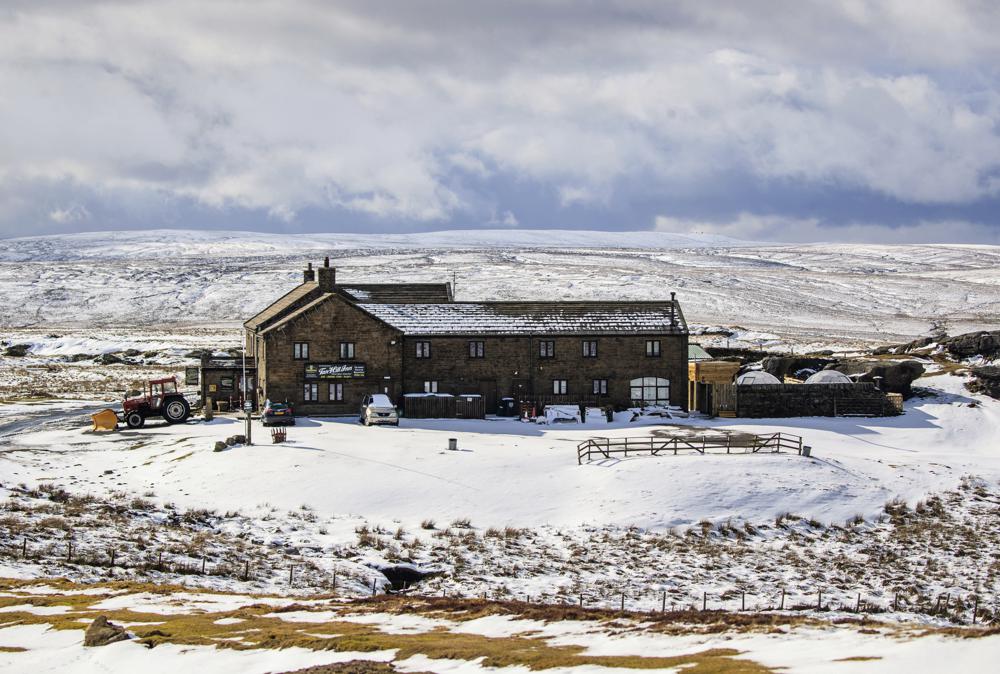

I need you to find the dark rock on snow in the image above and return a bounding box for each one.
[3,343,31,357]
[84,616,130,647]
[832,360,925,397]
[969,366,1000,400]
[762,356,837,381]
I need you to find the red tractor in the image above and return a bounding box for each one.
[122,377,192,429]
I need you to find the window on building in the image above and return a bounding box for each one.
[293,342,309,360]
[416,341,431,359]
[552,379,568,395]
[630,377,670,405]
[582,340,598,358]
[645,340,661,357]
[539,340,555,358]
[339,342,355,359]
[329,382,344,402]
[468,340,485,358]
[592,379,608,395]
[423,380,438,393]
[303,382,319,401]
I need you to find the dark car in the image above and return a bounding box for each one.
[261,400,295,426]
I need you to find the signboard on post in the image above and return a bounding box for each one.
[304,363,367,379]
[185,367,200,386]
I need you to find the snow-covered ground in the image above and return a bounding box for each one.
[3,578,1000,673]
[4,374,996,529]
[3,229,1000,348]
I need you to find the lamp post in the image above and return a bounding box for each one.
[242,343,252,445]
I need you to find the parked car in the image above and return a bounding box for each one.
[360,394,399,426]
[261,400,295,426]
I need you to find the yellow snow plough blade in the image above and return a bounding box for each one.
[90,409,119,432]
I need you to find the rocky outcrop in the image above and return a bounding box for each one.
[762,356,837,381]
[941,331,1000,360]
[832,360,925,397]
[84,616,130,647]
[3,343,31,357]
[969,366,1000,400]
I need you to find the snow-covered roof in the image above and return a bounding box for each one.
[736,371,782,385]
[804,370,853,385]
[356,301,687,336]
[340,284,452,303]
[244,282,320,330]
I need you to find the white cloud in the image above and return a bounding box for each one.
[0,1,998,238]
[48,205,90,224]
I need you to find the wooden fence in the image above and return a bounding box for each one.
[577,432,803,464]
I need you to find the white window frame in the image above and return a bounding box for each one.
[339,342,355,359]
[293,342,309,360]
[582,340,598,358]
[468,340,485,358]
[303,382,319,401]
[329,382,344,402]
[423,380,438,393]
[539,340,555,358]
[645,340,661,357]
[552,379,568,395]
[416,341,431,359]
[592,379,608,395]
[630,377,670,405]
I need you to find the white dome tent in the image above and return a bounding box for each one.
[736,371,781,385]
[804,370,853,385]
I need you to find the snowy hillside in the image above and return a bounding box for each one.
[2,229,1000,345]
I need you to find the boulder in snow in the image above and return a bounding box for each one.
[84,616,130,647]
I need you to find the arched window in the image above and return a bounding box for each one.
[630,377,670,405]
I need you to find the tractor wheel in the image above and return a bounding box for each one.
[162,397,191,424]
[125,411,145,429]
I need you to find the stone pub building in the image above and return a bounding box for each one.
[245,259,689,415]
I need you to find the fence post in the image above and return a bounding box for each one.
[289,565,294,585]
[201,557,206,574]
[243,560,249,580]
[817,591,822,610]
[972,596,979,624]
[157,551,163,570]
[372,578,377,596]
[110,549,116,567]
[67,539,72,562]
[333,570,337,590]
[741,591,745,611]
[702,592,707,611]
[21,538,26,559]
[855,593,861,613]
[893,593,898,612]
[620,593,625,611]
[662,591,666,613]
[780,588,785,610]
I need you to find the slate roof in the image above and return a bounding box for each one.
[339,284,452,303]
[244,283,321,330]
[356,301,687,336]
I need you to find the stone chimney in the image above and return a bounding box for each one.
[669,291,677,328]
[316,256,336,291]
[303,262,314,283]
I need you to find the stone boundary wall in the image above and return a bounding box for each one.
[729,383,898,418]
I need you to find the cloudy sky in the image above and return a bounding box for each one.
[2,1,999,243]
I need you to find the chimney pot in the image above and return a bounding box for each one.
[303,262,315,284]
[324,256,330,267]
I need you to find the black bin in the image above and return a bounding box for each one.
[498,397,517,417]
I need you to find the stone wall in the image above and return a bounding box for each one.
[731,383,898,418]
[257,295,403,415]
[402,333,688,411]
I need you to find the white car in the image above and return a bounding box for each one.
[359,393,399,426]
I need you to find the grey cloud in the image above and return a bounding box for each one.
[0,1,999,241]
